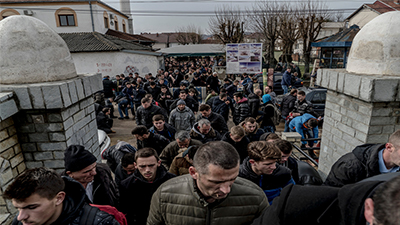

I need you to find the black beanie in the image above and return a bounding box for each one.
[64,145,97,172]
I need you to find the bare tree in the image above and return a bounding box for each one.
[247,0,280,68]
[175,24,203,45]
[298,0,330,73]
[278,2,301,64]
[208,5,245,44]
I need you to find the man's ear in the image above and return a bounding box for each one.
[134,162,138,169]
[189,166,198,180]
[249,159,256,165]
[157,160,161,167]
[66,171,72,177]
[364,198,375,224]
[55,191,66,206]
[385,143,394,153]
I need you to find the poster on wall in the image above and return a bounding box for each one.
[226,43,262,74]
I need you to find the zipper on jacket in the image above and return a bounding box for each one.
[206,206,212,225]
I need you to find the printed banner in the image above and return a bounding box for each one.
[226,43,262,74]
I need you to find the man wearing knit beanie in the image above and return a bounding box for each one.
[63,145,119,207]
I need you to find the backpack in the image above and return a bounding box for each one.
[265,103,281,125]
[80,204,128,225]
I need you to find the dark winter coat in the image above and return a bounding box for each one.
[221,132,250,163]
[157,90,173,110]
[281,70,292,86]
[168,106,195,133]
[206,75,220,92]
[101,141,137,173]
[196,112,229,135]
[260,102,276,128]
[226,84,237,98]
[293,99,319,118]
[12,176,119,225]
[146,85,161,100]
[62,163,119,208]
[233,97,250,125]
[211,97,230,122]
[103,78,116,98]
[114,163,132,187]
[190,122,222,143]
[168,151,192,176]
[251,173,398,225]
[324,143,386,187]
[281,94,297,117]
[136,104,168,129]
[137,132,170,155]
[239,157,295,204]
[239,121,265,142]
[248,93,261,119]
[170,96,199,113]
[119,166,176,225]
[160,139,203,169]
[149,123,176,142]
[96,111,113,133]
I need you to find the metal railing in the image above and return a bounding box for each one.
[291,137,321,167]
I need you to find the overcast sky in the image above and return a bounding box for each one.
[102,0,369,34]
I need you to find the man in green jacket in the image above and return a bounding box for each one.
[147,141,269,225]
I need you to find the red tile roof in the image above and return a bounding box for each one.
[140,33,179,44]
[366,0,400,13]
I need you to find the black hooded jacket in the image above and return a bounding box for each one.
[137,132,170,155]
[12,176,118,225]
[324,143,385,187]
[101,141,137,172]
[221,132,250,163]
[119,166,176,225]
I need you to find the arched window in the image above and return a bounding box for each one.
[103,11,109,28]
[114,16,118,31]
[122,19,126,33]
[55,7,77,27]
[0,9,20,20]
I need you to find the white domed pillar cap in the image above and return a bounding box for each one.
[346,11,400,76]
[0,15,77,84]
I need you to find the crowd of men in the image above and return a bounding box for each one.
[6,58,400,225]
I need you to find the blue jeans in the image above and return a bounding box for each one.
[283,116,290,132]
[118,99,134,118]
[282,85,289,94]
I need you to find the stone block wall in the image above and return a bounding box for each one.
[0,117,25,223]
[317,69,400,175]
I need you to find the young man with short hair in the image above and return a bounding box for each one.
[136,97,167,129]
[233,92,250,125]
[4,167,119,225]
[131,125,170,155]
[115,152,136,187]
[240,117,265,142]
[169,90,199,114]
[149,114,176,142]
[119,148,176,225]
[147,142,268,225]
[239,141,295,204]
[289,113,319,149]
[221,125,251,163]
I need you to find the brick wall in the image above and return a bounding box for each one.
[0,117,25,222]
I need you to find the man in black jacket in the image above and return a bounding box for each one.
[136,97,168,129]
[63,145,119,207]
[4,167,119,225]
[197,104,228,135]
[119,148,176,225]
[221,125,251,163]
[239,141,295,205]
[233,92,250,125]
[149,114,176,142]
[96,107,115,134]
[211,92,231,122]
[281,89,297,132]
[102,76,117,118]
[115,152,136,187]
[206,72,220,93]
[190,119,222,143]
[324,129,400,187]
[131,125,170,155]
[248,89,262,120]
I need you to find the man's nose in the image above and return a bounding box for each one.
[220,183,231,195]
[17,209,28,221]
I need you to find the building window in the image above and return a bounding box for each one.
[114,16,118,31]
[59,15,75,26]
[122,20,126,32]
[0,9,20,20]
[55,7,77,27]
[103,11,109,28]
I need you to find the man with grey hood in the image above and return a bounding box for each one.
[169,99,195,133]
[190,119,222,143]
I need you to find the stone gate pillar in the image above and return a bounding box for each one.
[317,12,400,176]
[0,15,102,223]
